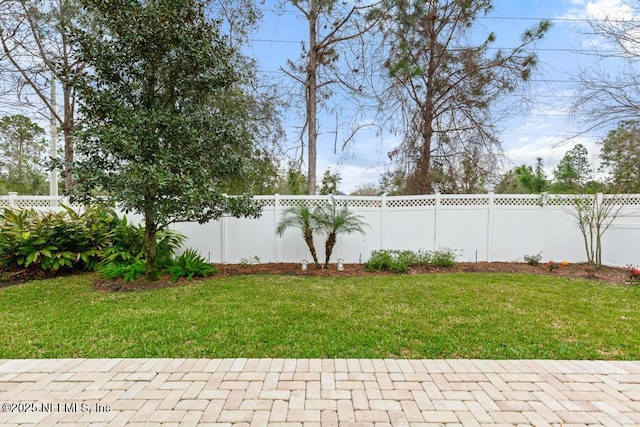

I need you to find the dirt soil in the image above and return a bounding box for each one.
[88,261,635,293]
[2,262,633,292]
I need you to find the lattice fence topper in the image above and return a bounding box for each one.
[440,196,489,206]
[493,196,542,206]
[3,193,640,211]
[386,197,435,208]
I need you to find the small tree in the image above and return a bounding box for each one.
[564,193,627,267]
[70,0,262,281]
[314,203,368,268]
[276,205,321,268]
[319,168,342,195]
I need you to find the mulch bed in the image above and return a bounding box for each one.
[3,262,634,293]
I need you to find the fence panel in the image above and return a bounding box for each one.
[2,192,640,267]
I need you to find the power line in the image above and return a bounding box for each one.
[247,37,621,55]
[224,6,640,24]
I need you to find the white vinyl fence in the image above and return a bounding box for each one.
[2,192,640,267]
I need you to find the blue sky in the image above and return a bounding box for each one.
[245,0,635,193]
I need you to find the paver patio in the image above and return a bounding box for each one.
[0,358,639,426]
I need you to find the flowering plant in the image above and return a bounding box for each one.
[546,260,559,272]
[626,265,640,283]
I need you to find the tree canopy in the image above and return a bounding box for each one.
[599,121,640,193]
[0,114,48,194]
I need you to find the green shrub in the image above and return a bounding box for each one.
[523,252,543,266]
[168,248,217,282]
[101,260,147,283]
[430,249,457,267]
[365,249,457,273]
[101,217,184,268]
[365,250,408,273]
[0,206,116,272]
[0,205,185,276]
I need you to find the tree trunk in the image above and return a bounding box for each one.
[306,0,318,195]
[304,230,320,268]
[144,209,159,281]
[324,232,336,268]
[62,83,74,192]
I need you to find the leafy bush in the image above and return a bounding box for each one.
[0,205,185,276]
[365,249,456,273]
[100,217,184,268]
[0,205,117,272]
[430,249,457,267]
[101,260,146,283]
[168,248,217,282]
[523,252,543,266]
[365,250,408,273]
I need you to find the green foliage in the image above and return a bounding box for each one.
[0,114,48,195]
[276,203,369,269]
[349,184,381,196]
[313,204,369,268]
[319,168,342,195]
[552,144,592,193]
[276,205,320,268]
[0,205,117,273]
[101,261,147,283]
[70,0,262,281]
[378,168,407,196]
[365,250,409,273]
[365,249,457,273]
[523,252,543,266]
[0,205,185,277]
[376,0,550,193]
[168,248,217,282]
[599,121,640,193]
[100,217,184,268]
[430,249,457,267]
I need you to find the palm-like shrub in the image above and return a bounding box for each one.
[168,248,217,282]
[313,204,369,268]
[276,205,320,268]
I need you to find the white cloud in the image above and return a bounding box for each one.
[560,0,634,20]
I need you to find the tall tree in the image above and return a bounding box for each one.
[552,144,592,193]
[375,0,550,194]
[284,0,382,194]
[70,0,262,281]
[0,114,48,194]
[599,121,640,193]
[0,0,84,190]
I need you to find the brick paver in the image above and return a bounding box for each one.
[0,359,639,426]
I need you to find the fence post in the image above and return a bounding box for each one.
[487,192,494,262]
[434,192,441,250]
[274,194,280,263]
[380,194,386,250]
[221,215,227,264]
[541,192,548,259]
[8,192,17,208]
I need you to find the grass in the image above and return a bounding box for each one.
[1,273,639,359]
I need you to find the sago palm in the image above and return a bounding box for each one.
[276,205,320,269]
[313,204,369,269]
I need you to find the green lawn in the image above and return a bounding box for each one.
[1,273,639,359]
